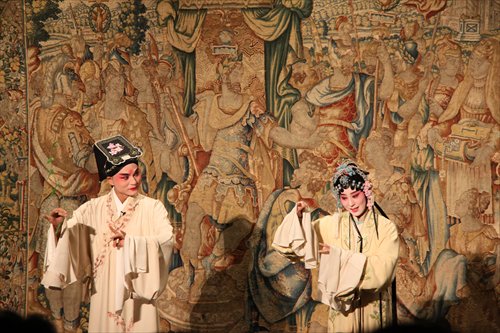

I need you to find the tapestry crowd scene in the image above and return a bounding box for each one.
[0,0,498,332]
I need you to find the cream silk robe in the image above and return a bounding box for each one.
[42,189,174,332]
[273,206,399,332]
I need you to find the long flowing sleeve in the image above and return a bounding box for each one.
[316,247,366,311]
[271,205,318,268]
[122,200,174,302]
[43,224,57,272]
[41,227,77,289]
[41,202,94,289]
[312,214,366,310]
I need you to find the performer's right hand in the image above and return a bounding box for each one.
[45,208,67,228]
[296,200,308,219]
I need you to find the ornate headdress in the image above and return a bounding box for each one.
[93,135,143,181]
[331,160,374,209]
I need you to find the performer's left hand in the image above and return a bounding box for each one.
[319,242,331,254]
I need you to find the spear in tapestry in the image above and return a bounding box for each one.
[402,0,448,99]
[148,32,160,62]
[165,87,201,177]
[401,0,448,60]
[307,17,324,64]
[371,27,389,131]
[69,3,81,36]
[348,0,362,65]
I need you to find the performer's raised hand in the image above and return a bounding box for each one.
[45,208,67,228]
[296,200,308,219]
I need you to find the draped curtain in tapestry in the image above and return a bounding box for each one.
[158,0,207,116]
[242,0,313,185]
[158,0,312,185]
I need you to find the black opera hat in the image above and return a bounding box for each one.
[93,135,143,181]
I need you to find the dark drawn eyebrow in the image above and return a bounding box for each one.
[340,190,362,197]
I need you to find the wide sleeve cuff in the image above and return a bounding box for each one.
[271,205,318,268]
[316,246,366,311]
[122,235,173,302]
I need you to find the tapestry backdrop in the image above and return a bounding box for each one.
[0,0,498,332]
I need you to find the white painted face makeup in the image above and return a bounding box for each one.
[107,163,142,202]
[339,187,368,218]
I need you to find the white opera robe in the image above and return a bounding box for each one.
[42,189,174,332]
